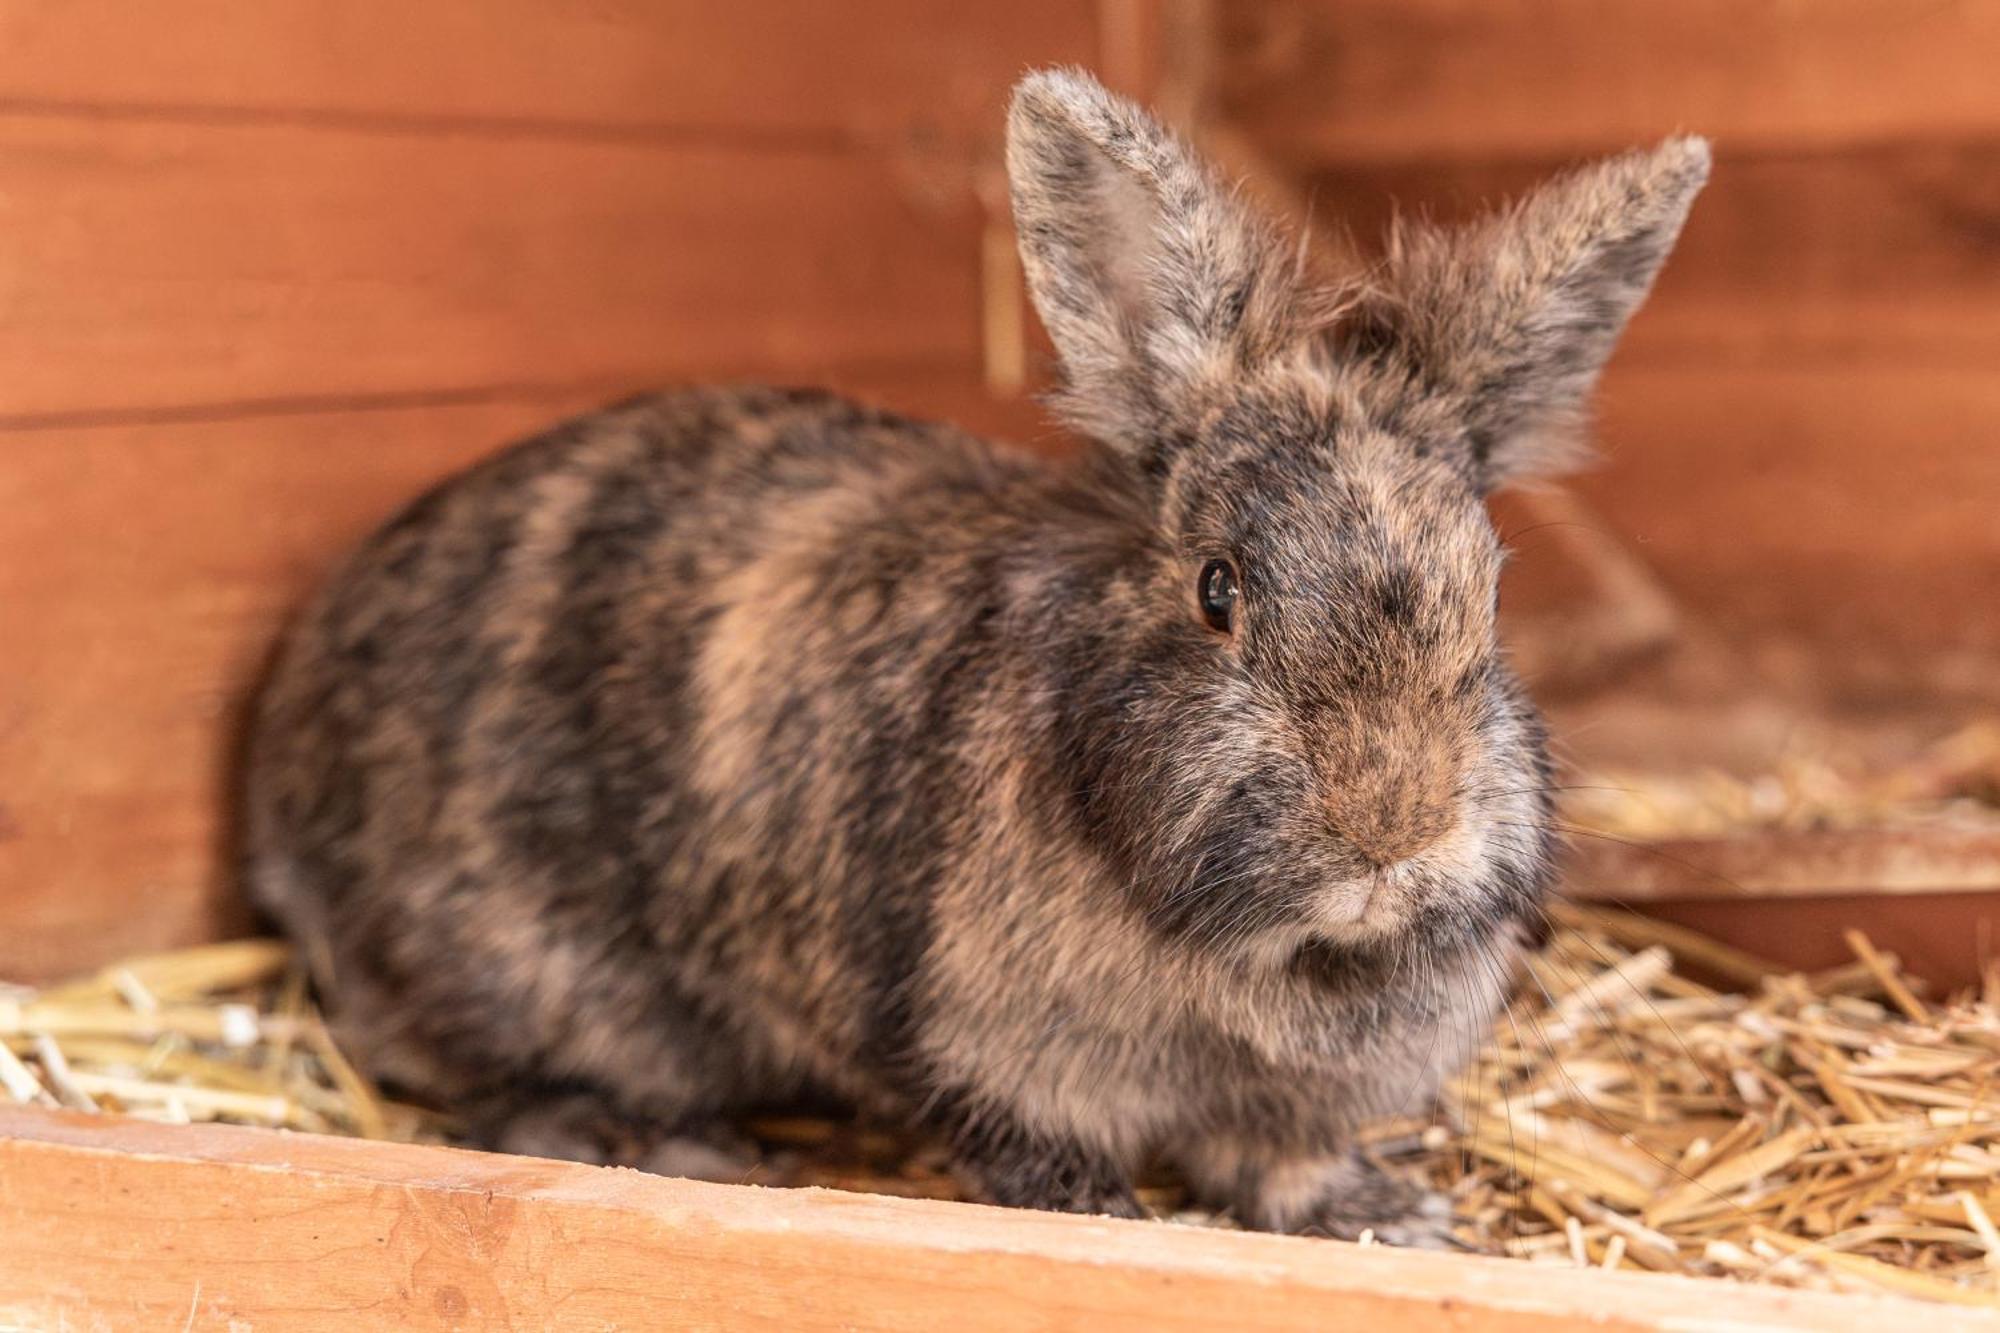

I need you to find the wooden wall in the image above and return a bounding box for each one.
[0,2,1147,979]
[1213,0,2000,709]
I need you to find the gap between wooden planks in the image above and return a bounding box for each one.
[0,1105,1988,1332]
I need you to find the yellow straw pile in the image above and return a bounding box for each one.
[1390,902,2000,1307]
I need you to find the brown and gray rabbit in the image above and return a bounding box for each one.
[243,68,1706,1242]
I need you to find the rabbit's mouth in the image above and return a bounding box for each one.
[1303,815,1517,944]
[1303,871,1407,943]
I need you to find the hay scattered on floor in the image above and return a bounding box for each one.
[0,940,438,1142]
[7,902,2000,1305]
[1567,721,2000,840]
[1382,901,2000,1307]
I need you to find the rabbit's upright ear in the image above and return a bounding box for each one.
[1007,69,1331,458]
[1350,138,1710,490]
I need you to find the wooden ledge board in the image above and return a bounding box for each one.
[1567,828,2000,901]
[0,1106,1981,1331]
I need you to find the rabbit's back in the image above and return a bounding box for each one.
[242,384,1038,1115]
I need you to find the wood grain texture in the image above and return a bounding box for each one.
[0,379,1065,982]
[0,113,985,423]
[0,1105,1981,1331]
[1218,0,2000,163]
[0,395,599,978]
[1580,365,2000,662]
[0,0,1099,146]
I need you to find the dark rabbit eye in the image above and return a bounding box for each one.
[1197,558,1239,633]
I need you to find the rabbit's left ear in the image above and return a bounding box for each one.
[1006,68,1334,458]
[1345,137,1710,490]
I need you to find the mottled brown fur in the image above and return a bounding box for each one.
[242,69,1705,1239]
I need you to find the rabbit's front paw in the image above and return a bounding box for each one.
[1246,1152,1459,1247]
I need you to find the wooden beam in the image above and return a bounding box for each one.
[1619,891,2000,997]
[0,1106,1981,1330]
[1216,0,2000,163]
[0,113,985,424]
[0,0,1099,148]
[1568,829,2000,903]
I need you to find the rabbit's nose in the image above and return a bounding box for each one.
[1345,818,1448,870]
[1328,779,1458,870]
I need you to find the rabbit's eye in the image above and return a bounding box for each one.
[1197,558,1239,634]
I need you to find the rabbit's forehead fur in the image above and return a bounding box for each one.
[1176,418,1499,691]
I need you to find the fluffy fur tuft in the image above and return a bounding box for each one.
[1341,137,1710,488]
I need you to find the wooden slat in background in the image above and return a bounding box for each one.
[1218,0,2000,163]
[0,0,1099,146]
[0,116,983,423]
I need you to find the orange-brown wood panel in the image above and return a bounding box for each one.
[0,1,1102,148]
[0,396,601,977]
[0,379,1067,981]
[1630,890,2000,992]
[1217,0,2000,163]
[0,1105,1976,1331]
[0,115,986,424]
[1580,365,2000,671]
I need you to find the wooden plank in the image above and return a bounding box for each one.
[0,1,1101,147]
[1624,891,2000,993]
[1218,0,2000,164]
[0,379,1062,981]
[0,396,599,979]
[0,1105,1978,1331]
[0,113,982,423]
[1569,829,2000,903]
[1579,365,2000,664]
[1303,144,2000,371]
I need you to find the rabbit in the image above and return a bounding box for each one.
[241,67,1707,1243]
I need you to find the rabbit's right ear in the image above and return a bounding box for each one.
[1006,69,1333,461]
[1343,137,1710,491]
